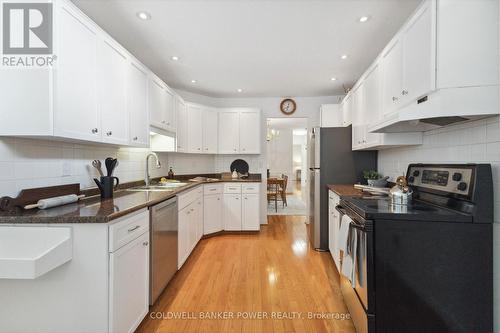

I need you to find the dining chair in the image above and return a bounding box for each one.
[280,174,288,207]
[267,179,280,212]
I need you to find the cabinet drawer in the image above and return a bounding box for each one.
[242,183,260,194]
[204,183,223,195]
[224,183,242,194]
[109,209,149,252]
[177,185,203,210]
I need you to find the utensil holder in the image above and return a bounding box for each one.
[94,176,119,199]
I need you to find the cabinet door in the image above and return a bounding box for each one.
[164,87,175,131]
[203,107,218,153]
[402,1,435,104]
[381,39,403,117]
[187,104,203,153]
[54,5,99,141]
[351,86,364,149]
[320,104,342,127]
[149,77,167,129]
[128,61,149,147]
[204,194,222,234]
[176,97,188,152]
[218,111,240,154]
[194,198,204,243]
[242,194,260,231]
[342,96,352,127]
[363,65,381,147]
[239,111,261,154]
[98,39,128,145]
[109,232,149,333]
[223,194,242,231]
[188,203,198,252]
[178,206,190,268]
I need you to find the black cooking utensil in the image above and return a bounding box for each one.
[105,157,117,176]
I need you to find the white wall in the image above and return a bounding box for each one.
[267,128,294,178]
[378,115,500,332]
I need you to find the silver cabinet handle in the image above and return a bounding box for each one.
[392,96,398,102]
[143,241,149,246]
[133,136,138,141]
[128,225,140,232]
[402,90,408,96]
[233,149,237,151]
[197,148,201,150]
[217,198,220,201]
[106,131,112,136]
[161,120,166,124]
[191,208,194,212]
[92,128,98,134]
[235,197,239,200]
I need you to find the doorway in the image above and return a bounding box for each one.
[266,118,308,215]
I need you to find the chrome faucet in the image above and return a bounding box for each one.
[145,152,161,186]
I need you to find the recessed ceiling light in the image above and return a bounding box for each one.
[191,80,197,83]
[171,56,179,61]
[136,11,151,20]
[341,54,348,60]
[359,16,370,23]
[330,77,337,81]
[237,88,243,93]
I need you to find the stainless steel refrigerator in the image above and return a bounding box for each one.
[308,126,377,251]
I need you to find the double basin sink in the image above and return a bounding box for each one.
[127,182,189,192]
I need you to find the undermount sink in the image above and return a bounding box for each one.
[127,183,188,192]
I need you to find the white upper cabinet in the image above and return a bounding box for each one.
[202,107,218,154]
[0,0,153,147]
[128,60,150,147]
[149,76,175,132]
[54,3,99,142]
[320,104,343,127]
[186,103,203,153]
[218,109,261,154]
[175,96,188,152]
[401,1,435,105]
[369,0,498,133]
[239,110,261,154]
[98,38,128,145]
[380,39,403,117]
[218,111,240,154]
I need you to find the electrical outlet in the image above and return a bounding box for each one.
[62,161,72,177]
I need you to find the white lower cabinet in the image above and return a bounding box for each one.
[242,194,260,231]
[204,184,223,234]
[109,232,149,333]
[177,186,203,269]
[223,194,243,231]
[328,191,341,270]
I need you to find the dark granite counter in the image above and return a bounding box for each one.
[0,175,262,224]
[327,184,365,198]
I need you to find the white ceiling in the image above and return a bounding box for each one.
[72,0,421,98]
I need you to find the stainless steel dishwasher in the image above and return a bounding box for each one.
[149,197,178,305]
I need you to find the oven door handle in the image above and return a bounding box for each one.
[336,205,366,231]
[335,205,347,215]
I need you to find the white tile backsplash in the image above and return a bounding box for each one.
[378,115,500,332]
[0,137,243,197]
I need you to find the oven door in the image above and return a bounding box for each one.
[336,205,375,333]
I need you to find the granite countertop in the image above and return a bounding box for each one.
[327,184,365,198]
[0,175,262,224]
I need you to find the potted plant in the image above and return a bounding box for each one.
[363,170,388,187]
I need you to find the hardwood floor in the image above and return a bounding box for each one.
[136,215,355,333]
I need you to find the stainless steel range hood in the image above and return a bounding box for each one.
[369,86,499,133]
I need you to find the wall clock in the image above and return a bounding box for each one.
[280,98,296,115]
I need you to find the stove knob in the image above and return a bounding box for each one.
[412,170,420,177]
[452,173,462,181]
[457,182,467,191]
[408,176,415,183]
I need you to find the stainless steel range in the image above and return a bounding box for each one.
[337,164,493,333]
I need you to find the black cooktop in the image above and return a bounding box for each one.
[341,197,473,223]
